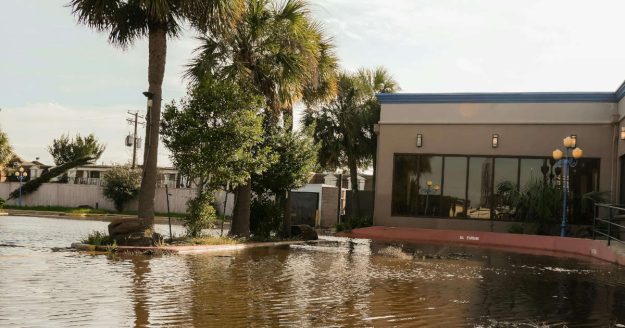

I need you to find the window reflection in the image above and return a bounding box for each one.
[391,154,600,224]
[467,157,492,219]
[443,157,467,218]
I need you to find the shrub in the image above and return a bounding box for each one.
[183,193,217,238]
[102,165,141,212]
[82,230,115,246]
[250,197,284,240]
[0,197,4,210]
[514,179,561,225]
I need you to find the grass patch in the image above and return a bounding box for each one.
[81,230,115,246]
[168,235,240,246]
[4,205,187,218]
[5,205,108,215]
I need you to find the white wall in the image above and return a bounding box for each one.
[0,182,234,215]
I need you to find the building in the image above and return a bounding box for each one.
[373,82,625,232]
[67,164,184,189]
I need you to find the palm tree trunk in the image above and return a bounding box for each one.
[348,157,361,218]
[137,26,167,228]
[230,179,251,237]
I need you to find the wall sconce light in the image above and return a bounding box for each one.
[416,134,423,147]
[492,134,499,148]
[621,127,625,140]
[571,135,577,147]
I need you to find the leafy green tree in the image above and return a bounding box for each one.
[183,193,218,238]
[187,0,336,235]
[102,165,142,212]
[69,0,243,232]
[252,126,317,236]
[48,133,106,165]
[304,67,399,217]
[161,78,275,237]
[0,128,12,167]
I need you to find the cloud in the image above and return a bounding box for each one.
[0,103,172,167]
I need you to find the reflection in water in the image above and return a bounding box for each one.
[1,216,625,327]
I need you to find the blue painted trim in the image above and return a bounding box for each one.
[377,92,617,104]
[615,80,625,101]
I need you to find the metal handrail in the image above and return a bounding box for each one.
[593,203,625,246]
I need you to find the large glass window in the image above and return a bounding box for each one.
[391,155,442,217]
[390,154,600,224]
[417,156,443,216]
[519,158,550,188]
[442,157,467,218]
[392,155,420,216]
[467,157,492,219]
[492,158,519,220]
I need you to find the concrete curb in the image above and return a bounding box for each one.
[71,240,311,255]
[339,226,625,266]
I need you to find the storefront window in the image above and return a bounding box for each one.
[467,157,492,219]
[390,154,600,224]
[442,157,467,218]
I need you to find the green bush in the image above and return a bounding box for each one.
[0,197,4,209]
[514,179,561,225]
[102,165,141,212]
[82,230,115,246]
[250,197,284,240]
[183,193,217,237]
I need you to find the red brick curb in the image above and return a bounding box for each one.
[338,226,625,266]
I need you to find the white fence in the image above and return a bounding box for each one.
[0,182,234,215]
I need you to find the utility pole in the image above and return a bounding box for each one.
[127,111,144,169]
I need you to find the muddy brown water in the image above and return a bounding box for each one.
[1,216,625,327]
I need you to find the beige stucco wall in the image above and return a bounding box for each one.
[374,109,616,230]
[381,102,617,124]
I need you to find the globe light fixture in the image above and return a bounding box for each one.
[14,166,28,207]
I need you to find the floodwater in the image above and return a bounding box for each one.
[1,216,625,327]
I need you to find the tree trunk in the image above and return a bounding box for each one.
[230,179,251,237]
[348,157,361,218]
[137,26,167,228]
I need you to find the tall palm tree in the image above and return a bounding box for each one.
[68,0,242,235]
[358,67,400,195]
[304,67,398,218]
[187,0,335,236]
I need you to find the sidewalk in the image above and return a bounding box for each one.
[339,226,625,266]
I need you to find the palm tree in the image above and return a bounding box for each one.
[187,0,335,236]
[304,67,398,218]
[68,0,242,235]
[358,67,400,195]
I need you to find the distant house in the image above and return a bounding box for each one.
[2,155,52,183]
[67,165,188,189]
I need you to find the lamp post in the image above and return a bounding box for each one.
[552,136,583,237]
[14,166,28,207]
[423,180,440,216]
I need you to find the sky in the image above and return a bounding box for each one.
[2,0,625,166]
